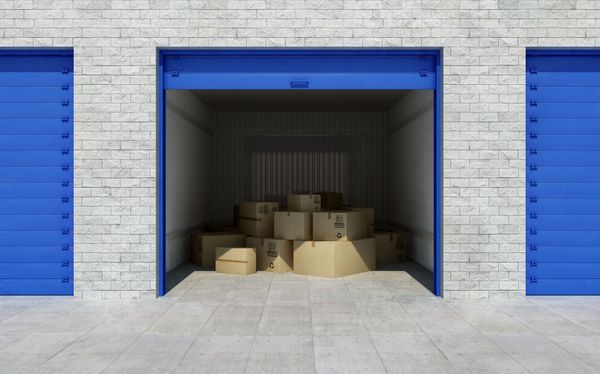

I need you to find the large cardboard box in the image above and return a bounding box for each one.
[238,201,279,237]
[293,238,375,278]
[312,211,367,241]
[318,192,343,210]
[274,211,312,240]
[288,194,321,212]
[215,247,256,275]
[247,237,293,272]
[353,208,374,236]
[375,231,408,266]
[193,232,246,267]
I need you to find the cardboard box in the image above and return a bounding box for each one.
[238,201,279,237]
[318,192,343,210]
[353,208,374,236]
[293,238,375,278]
[288,194,321,212]
[375,231,408,266]
[192,232,246,267]
[246,237,293,272]
[274,211,312,240]
[215,247,256,275]
[312,210,367,241]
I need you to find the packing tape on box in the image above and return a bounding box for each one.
[216,259,249,264]
[311,241,315,247]
[239,216,262,222]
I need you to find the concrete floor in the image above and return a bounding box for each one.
[1,264,600,374]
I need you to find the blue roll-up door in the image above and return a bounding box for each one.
[527,50,600,295]
[0,50,73,295]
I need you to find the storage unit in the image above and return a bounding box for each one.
[159,50,442,296]
[526,50,600,295]
[0,50,74,295]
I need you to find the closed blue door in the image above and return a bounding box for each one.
[0,50,73,295]
[527,50,600,295]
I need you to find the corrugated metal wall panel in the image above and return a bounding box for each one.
[386,90,434,271]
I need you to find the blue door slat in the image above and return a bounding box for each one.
[0,231,72,246]
[528,118,600,135]
[0,103,70,118]
[164,73,436,90]
[0,246,70,262]
[0,262,72,278]
[0,279,72,295]
[0,167,72,182]
[0,199,72,214]
[528,73,600,86]
[528,55,600,70]
[0,87,69,103]
[0,215,71,230]
[528,262,600,278]
[532,86,600,102]
[0,118,68,135]
[527,215,600,230]
[528,199,600,215]
[0,72,70,87]
[528,135,600,150]
[527,279,600,295]
[0,51,73,295]
[0,151,69,166]
[527,246,600,262]
[0,183,73,198]
[529,102,600,117]
[527,183,600,198]
[529,167,600,182]
[528,151,600,166]
[527,230,600,246]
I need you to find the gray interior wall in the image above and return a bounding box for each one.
[166,91,214,271]
[386,91,435,271]
[213,111,386,222]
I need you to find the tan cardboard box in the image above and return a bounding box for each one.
[274,211,312,240]
[375,231,408,266]
[288,194,321,212]
[318,192,343,210]
[353,208,374,236]
[192,232,246,267]
[313,210,367,241]
[215,247,256,275]
[293,237,375,278]
[238,201,279,237]
[246,237,293,272]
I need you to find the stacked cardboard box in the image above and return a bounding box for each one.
[375,231,408,266]
[238,202,279,237]
[288,194,321,212]
[192,232,246,267]
[247,237,293,273]
[318,192,343,210]
[215,247,256,275]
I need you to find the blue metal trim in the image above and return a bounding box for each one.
[0,48,73,56]
[527,48,600,57]
[156,48,443,297]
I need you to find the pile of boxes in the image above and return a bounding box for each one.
[192,192,408,277]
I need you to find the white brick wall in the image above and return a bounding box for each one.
[2,0,599,299]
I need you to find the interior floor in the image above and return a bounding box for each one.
[166,261,434,296]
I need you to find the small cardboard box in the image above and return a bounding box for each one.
[288,194,321,212]
[312,210,367,241]
[375,231,408,266]
[293,237,375,278]
[318,192,343,210]
[353,208,374,236]
[215,247,256,275]
[238,201,279,237]
[193,232,246,267]
[274,211,312,240]
[246,237,293,272]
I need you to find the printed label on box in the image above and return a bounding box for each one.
[334,215,345,228]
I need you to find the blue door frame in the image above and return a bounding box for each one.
[157,48,443,297]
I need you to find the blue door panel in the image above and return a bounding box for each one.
[0,199,72,215]
[0,215,71,230]
[0,151,70,166]
[527,215,600,230]
[0,50,73,295]
[527,51,600,295]
[527,246,600,262]
[528,151,600,166]
[0,247,70,262]
[0,262,72,278]
[0,279,72,295]
[0,119,69,135]
[527,279,600,295]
